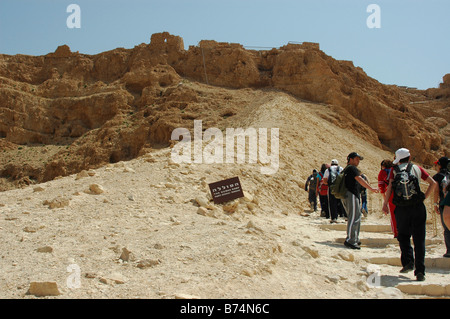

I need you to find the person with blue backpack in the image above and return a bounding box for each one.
[382,148,437,282]
[360,174,369,217]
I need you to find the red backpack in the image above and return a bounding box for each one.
[318,172,328,195]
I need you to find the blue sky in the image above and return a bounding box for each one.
[0,0,449,89]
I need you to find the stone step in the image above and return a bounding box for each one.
[366,257,450,269]
[319,224,392,233]
[366,256,402,267]
[335,237,442,248]
[396,283,450,297]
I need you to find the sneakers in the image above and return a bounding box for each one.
[399,262,425,281]
[344,241,361,250]
[399,262,414,273]
[416,273,425,281]
[361,208,368,217]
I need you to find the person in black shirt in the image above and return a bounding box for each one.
[341,152,379,249]
[345,165,362,198]
[305,169,319,212]
[433,156,450,257]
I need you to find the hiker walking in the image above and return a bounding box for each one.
[323,159,344,223]
[360,174,369,217]
[317,164,330,218]
[379,159,398,238]
[305,169,319,212]
[433,157,450,257]
[340,152,379,250]
[382,148,436,281]
[440,183,450,232]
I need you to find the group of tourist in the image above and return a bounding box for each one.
[305,149,450,282]
[305,153,373,224]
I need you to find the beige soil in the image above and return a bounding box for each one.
[0,90,448,299]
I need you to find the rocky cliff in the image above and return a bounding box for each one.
[0,32,448,189]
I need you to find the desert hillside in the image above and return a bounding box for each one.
[0,32,448,191]
[0,89,449,300]
[0,33,449,300]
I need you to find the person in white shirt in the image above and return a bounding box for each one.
[323,159,344,223]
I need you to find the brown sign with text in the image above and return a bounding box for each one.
[208,177,244,204]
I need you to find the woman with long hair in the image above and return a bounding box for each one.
[442,183,450,235]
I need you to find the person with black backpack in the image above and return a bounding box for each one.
[432,156,450,257]
[382,148,437,282]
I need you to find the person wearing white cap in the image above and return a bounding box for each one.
[382,148,437,281]
[392,148,411,165]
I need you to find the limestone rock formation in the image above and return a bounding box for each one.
[0,32,447,190]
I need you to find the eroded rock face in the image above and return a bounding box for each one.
[0,32,447,188]
[170,37,445,162]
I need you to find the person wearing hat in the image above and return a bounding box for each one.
[323,159,344,223]
[382,148,437,281]
[341,152,379,250]
[433,156,450,257]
